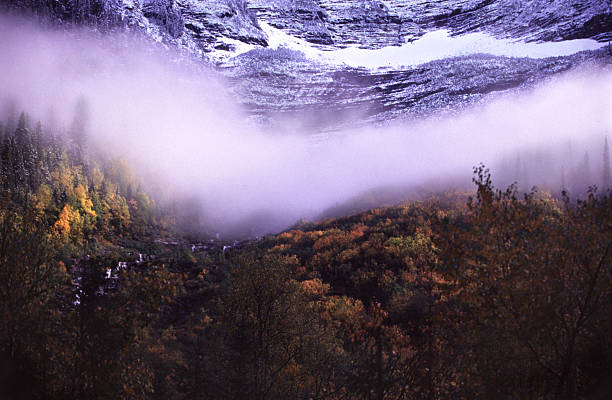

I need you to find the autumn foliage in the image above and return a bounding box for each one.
[1,111,611,399]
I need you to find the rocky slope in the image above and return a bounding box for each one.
[5,0,610,56]
[3,0,612,131]
[223,46,610,130]
[249,0,612,50]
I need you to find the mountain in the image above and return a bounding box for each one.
[252,0,612,49]
[2,0,612,129]
[8,1,609,52]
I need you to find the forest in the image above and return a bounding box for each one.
[0,107,611,399]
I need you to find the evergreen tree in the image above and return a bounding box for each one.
[571,152,592,195]
[69,98,89,168]
[561,164,566,193]
[1,135,13,190]
[33,122,49,187]
[3,100,17,138]
[14,112,37,191]
[603,136,610,191]
[583,152,591,189]
[0,134,5,189]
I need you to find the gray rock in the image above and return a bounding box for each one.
[248,0,612,49]
[390,0,612,43]
[223,46,611,132]
[3,0,612,131]
[178,0,268,51]
[249,0,333,45]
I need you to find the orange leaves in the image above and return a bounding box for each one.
[54,204,80,237]
[196,268,208,280]
[301,278,330,297]
[313,229,343,250]
[323,296,366,340]
[349,222,368,238]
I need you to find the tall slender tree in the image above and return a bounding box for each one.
[603,136,610,191]
[561,164,566,194]
[69,98,89,168]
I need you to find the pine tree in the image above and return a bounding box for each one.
[33,122,47,188]
[3,100,17,137]
[1,135,13,190]
[69,98,89,169]
[14,112,36,190]
[561,165,566,193]
[573,152,591,195]
[0,133,6,189]
[603,136,610,191]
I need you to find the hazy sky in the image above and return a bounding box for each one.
[1,14,611,234]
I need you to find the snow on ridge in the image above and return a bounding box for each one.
[327,30,608,69]
[213,21,608,69]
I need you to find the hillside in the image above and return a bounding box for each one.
[2,117,611,397]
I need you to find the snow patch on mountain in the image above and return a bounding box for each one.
[213,22,608,69]
[326,30,608,69]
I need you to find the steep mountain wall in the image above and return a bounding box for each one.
[3,0,611,56]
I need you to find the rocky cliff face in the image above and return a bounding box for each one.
[249,0,333,45]
[5,0,610,54]
[3,0,612,131]
[178,0,267,48]
[2,0,268,58]
[224,47,610,131]
[407,0,612,43]
[248,0,612,50]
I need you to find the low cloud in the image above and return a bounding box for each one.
[1,14,611,235]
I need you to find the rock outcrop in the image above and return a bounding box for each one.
[178,0,267,49]
[4,0,610,54]
[249,0,333,45]
[249,0,612,49]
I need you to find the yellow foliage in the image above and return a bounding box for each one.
[34,184,53,215]
[54,204,84,239]
[75,184,96,219]
[90,166,104,191]
[54,205,72,236]
[107,157,135,194]
[56,163,75,197]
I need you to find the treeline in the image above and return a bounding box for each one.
[493,136,612,196]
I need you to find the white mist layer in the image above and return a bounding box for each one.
[217,21,607,69]
[1,16,611,234]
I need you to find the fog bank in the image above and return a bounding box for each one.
[1,15,611,235]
